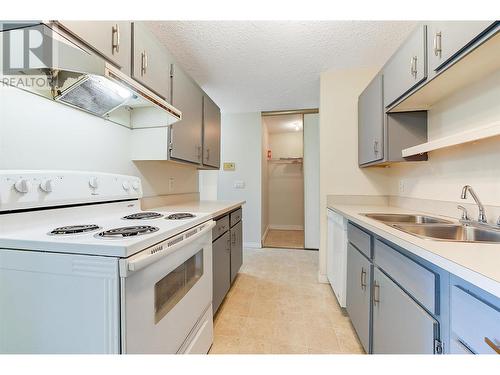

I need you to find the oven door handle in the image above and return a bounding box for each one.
[121,220,215,276]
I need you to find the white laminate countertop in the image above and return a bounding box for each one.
[328,204,500,298]
[155,200,246,220]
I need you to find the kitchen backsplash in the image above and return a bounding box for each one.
[0,86,199,198]
[388,71,500,206]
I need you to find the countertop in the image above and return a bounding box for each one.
[328,203,500,298]
[155,200,245,220]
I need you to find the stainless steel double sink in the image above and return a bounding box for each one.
[362,213,500,243]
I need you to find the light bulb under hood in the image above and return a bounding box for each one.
[55,74,134,117]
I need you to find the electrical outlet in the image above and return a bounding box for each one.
[168,177,174,192]
[399,180,406,194]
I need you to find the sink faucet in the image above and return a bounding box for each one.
[460,185,487,223]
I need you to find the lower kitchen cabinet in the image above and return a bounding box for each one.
[449,276,500,354]
[230,221,243,283]
[346,243,372,352]
[211,207,243,314]
[372,268,438,354]
[212,232,231,313]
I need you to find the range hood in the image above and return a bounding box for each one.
[0,23,181,128]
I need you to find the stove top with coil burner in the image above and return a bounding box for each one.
[97,225,159,239]
[49,224,101,235]
[165,213,196,220]
[122,212,164,220]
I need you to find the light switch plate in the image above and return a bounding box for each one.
[223,162,235,171]
[233,180,245,189]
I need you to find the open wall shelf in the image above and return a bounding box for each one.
[402,121,500,157]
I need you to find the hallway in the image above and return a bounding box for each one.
[209,248,364,354]
[263,229,304,249]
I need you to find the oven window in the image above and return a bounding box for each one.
[154,249,203,324]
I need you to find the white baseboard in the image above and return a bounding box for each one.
[268,224,304,231]
[317,272,329,284]
[244,242,262,249]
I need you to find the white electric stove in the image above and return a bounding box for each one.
[0,170,215,354]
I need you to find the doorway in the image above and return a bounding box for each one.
[261,110,319,250]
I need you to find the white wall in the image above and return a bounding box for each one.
[216,112,262,248]
[0,86,199,197]
[304,113,320,249]
[267,131,304,229]
[388,71,500,207]
[319,67,390,279]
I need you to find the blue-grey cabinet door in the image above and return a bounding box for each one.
[230,221,243,283]
[383,25,427,107]
[427,21,495,73]
[358,74,384,165]
[170,63,204,165]
[131,22,172,100]
[372,268,438,354]
[212,232,231,313]
[346,244,371,352]
[202,95,221,168]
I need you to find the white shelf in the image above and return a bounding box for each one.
[402,121,500,157]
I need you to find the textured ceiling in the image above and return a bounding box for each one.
[148,21,417,113]
[263,114,303,134]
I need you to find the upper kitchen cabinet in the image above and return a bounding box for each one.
[427,21,496,73]
[383,25,427,108]
[358,74,384,165]
[170,63,204,165]
[57,21,132,74]
[203,95,221,169]
[131,22,172,100]
[358,75,428,167]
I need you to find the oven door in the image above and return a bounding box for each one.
[119,221,214,354]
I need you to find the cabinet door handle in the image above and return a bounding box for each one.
[433,31,442,57]
[231,231,236,245]
[360,267,367,290]
[112,24,120,54]
[373,140,379,154]
[141,51,148,76]
[205,148,210,161]
[373,281,380,305]
[197,145,202,161]
[484,337,500,354]
[410,56,418,78]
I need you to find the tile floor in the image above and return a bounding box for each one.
[209,247,365,354]
[263,229,304,249]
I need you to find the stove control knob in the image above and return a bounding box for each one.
[122,181,130,191]
[132,181,140,191]
[89,177,99,189]
[39,179,53,193]
[14,178,30,194]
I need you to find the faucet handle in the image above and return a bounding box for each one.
[457,205,470,221]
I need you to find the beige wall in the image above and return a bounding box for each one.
[388,71,500,208]
[261,119,270,240]
[319,67,390,279]
[0,86,199,198]
[268,131,304,229]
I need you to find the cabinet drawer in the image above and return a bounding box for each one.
[347,222,371,258]
[374,240,436,314]
[451,286,500,354]
[230,208,242,227]
[212,215,230,241]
